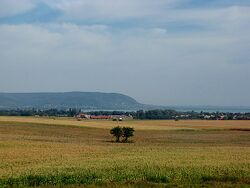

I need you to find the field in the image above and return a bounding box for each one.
[0,116,250,187]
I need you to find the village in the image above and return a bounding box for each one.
[76,113,133,121]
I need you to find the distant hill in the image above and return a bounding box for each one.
[0,92,145,110]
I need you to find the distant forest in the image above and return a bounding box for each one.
[0,109,250,120]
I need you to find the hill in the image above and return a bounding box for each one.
[0,92,145,110]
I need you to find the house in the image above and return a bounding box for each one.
[111,115,133,121]
[204,115,211,119]
[90,115,112,119]
[76,113,90,119]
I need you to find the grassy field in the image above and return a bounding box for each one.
[0,117,250,187]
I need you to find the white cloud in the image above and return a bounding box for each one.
[0,23,248,61]
[0,0,34,18]
[0,1,250,105]
[51,0,180,20]
[41,1,250,33]
[163,6,250,30]
[1,23,241,68]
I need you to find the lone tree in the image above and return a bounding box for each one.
[110,126,123,142]
[122,127,134,142]
[110,126,135,143]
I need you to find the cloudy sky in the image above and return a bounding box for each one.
[0,0,250,106]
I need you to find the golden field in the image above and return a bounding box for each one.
[0,116,250,187]
[0,116,250,130]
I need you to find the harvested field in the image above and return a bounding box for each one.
[0,116,250,130]
[0,117,249,187]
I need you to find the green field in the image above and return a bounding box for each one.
[0,117,250,187]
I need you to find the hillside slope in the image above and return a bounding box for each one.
[0,92,144,110]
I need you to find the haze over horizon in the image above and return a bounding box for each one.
[1,0,250,106]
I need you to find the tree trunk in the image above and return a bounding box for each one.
[116,136,120,142]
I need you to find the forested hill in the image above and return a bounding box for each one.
[0,92,144,110]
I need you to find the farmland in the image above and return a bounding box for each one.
[0,116,250,187]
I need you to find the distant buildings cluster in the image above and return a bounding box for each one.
[199,113,250,120]
[76,113,133,121]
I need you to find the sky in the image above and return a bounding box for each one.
[0,0,250,106]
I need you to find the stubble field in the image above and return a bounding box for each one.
[0,116,250,187]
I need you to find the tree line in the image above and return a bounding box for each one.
[0,108,250,120]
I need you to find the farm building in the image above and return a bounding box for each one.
[76,113,133,120]
[111,115,133,121]
[76,113,91,119]
[90,115,112,119]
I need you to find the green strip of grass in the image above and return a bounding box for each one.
[0,166,249,187]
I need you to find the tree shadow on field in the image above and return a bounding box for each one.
[230,128,250,131]
[105,140,135,144]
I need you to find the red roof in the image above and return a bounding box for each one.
[78,113,87,116]
[90,115,111,119]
